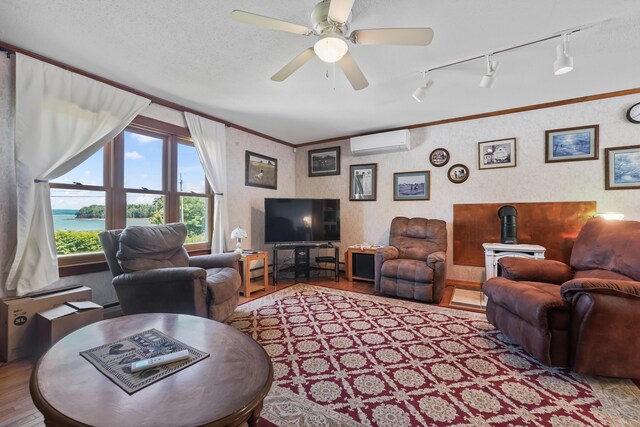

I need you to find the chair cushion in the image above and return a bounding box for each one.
[381,259,434,283]
[206,268,241,304]
[389,217,447,261]
[117,223,189,273]
[571,218,640,281]
[483,277,570,330]
[573,269,634,281]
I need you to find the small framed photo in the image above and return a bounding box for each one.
[393,171,430,201]
[545,124,599,163]
[447,164,469,184]
[350,163,377,201]
[605,144,640,190]
[308,146,341,177]
[478,138,516,170]
[245,151,277,189]
[429,148,450,167]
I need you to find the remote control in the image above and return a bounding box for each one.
[130,350,189,373]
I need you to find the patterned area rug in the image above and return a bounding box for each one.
[230,284,640,427]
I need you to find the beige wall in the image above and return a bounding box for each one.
[295,94,640,283]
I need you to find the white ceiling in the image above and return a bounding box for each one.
[1,1,640,144]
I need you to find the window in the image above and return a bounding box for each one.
[50,118,212,263]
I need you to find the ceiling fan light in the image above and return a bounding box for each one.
[314,33,348,63]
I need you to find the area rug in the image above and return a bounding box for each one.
[230,284,640,427]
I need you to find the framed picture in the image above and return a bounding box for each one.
[393,171,430,201]
[245,151,277,189]
[429,148,450,167]
[308,146,341,177]
[478,138,516,170]
[545,124,599,163]
[447,164,469,184]
[605,144,640,190]
[350,163,377,201]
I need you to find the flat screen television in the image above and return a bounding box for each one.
[264,198,340,244]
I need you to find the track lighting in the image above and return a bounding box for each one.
[479,54,499,88]
[412,72,433,103]
[553,33,574,75]
[412,27,585,95]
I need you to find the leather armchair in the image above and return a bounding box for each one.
[375,217,447,303]
[100,223,241,322]
[483,217,640,378]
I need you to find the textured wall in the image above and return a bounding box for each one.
[295,94,640,283]
[226,128,296,270]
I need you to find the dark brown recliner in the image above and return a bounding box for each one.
[99,223,241,322]
[483,217,640,378]
[375,217,447,303]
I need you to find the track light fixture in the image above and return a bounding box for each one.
[479,54,500,88]
[553,33,574,75]
[412,26,588,98]
[412,72,433,103]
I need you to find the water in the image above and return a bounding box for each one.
[53,209,151,231]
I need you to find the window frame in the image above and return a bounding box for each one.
[53,116,213,276]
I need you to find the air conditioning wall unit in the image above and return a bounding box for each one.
[350,129,411,156]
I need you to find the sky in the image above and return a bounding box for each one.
[51,131,206,210]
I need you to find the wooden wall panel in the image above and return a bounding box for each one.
[453,201,597,266]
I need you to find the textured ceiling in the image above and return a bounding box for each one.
[1,0,640,144]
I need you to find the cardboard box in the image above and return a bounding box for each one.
[37,301,103,352]
[0,286,92,362]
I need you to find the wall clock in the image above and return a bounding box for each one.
[627,102,640,124]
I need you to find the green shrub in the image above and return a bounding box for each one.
[55,230,102,255]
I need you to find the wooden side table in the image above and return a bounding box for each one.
[239,251,268,297]
[345,246,378,282]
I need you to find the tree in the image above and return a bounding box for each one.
[75,205,105,219]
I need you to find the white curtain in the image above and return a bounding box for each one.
[184,112,229,253]
[0,55,16,299]
[5,54,150,296]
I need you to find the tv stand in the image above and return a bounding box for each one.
[273,244,339,284]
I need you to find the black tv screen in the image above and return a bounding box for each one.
[264,198,340,244]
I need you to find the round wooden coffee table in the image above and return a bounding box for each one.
[30,313,273,426]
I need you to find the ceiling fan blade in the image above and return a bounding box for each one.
[231,10,314,36]
[338,52,369,90]
[351,28,434,45]
[271,48,316,82]
[328,0,355,24]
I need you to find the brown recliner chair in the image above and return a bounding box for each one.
[483,217,640,378]
[375,217,447,303]
[99,223,241,322]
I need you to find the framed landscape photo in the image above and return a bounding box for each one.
[447,164,469,184]
[478,138,516,170]
[605,144,640,190]
[429,148,450,167]
[393,171,430,201]
[545,124,599,163]
[308,146,341,177]
[245,151,277,189]
[350,163,377,201]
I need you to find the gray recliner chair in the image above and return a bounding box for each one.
[99,223,241,322]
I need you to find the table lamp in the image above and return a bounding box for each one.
[230,226,248,254]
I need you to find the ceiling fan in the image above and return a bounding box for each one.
[231,0,434,90]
